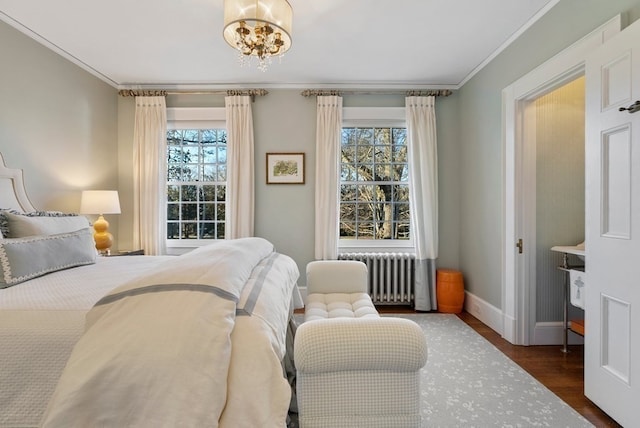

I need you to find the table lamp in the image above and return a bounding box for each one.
[80,190,121,255]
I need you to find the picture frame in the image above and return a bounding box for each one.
[266,153,305,184]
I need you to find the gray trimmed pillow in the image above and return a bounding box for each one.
[0,228,96,288]
[0,209,20,237]
[1,211,89,238]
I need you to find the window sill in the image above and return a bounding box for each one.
[339,242,415,254]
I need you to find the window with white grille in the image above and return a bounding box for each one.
[166,129,227,241]
[339,107,411,250]
[166,108,226,248]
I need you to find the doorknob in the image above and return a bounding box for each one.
[516,238,523,254]
[619,100,640,114]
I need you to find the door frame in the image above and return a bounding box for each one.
[501,16,621,345]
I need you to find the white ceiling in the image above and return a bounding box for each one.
[0,0,557,90]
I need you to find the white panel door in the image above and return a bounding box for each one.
[584,19,640,427]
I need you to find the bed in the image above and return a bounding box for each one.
[0,153,301,427]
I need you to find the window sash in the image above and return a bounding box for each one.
[165,108,227,247]
[339,116,412,249]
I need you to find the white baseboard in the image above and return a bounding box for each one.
[502,312,517,344]
[462,293,584,346]
[533,321,584,345]
[463,291,504,337]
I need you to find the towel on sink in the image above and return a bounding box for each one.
[569,269,586,309]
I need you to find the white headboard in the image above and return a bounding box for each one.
[0,153,36,213]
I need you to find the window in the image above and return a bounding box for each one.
[166,108,226,247]
[340,108,411,248]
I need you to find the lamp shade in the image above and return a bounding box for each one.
[223,0,293,62]
[223,0,293,46]
[80,190,121,215]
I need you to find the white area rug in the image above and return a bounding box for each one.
[390,313,593,427]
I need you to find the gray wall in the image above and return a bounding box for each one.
[457,0,640,308]
[0,20,118,219]
[117,91,461,286]
[7,0,637,305]
[0,13,460,288]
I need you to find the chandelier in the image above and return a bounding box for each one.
[223,0,293,71]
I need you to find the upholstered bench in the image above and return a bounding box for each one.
[294,260,428,428]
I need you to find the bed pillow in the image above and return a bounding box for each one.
[1,211,90,238]
[0,228,96,288]
[0,209,19,237]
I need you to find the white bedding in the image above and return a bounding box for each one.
[0,240,300,428]
[40,238,300,427]
[0,255,170,310]
[0,256,172,427]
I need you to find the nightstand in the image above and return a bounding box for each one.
[107,249,144,256]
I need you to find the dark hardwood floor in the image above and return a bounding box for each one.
[377,306,621,427]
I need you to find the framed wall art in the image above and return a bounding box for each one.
[266,152,305,184]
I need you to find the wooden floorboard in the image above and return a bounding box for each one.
[374,306,621,427]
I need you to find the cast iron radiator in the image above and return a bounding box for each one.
[337,252,415,305]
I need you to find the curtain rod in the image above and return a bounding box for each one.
[300,89,453,97]
[118,89,269,99]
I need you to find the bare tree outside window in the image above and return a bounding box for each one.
[167,129,227,240]
[340,126,410,240]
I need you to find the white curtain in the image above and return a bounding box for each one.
[225,95,254,239]
[133,96,167,255]
[314,96,343,259]
[406,96,438,311]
